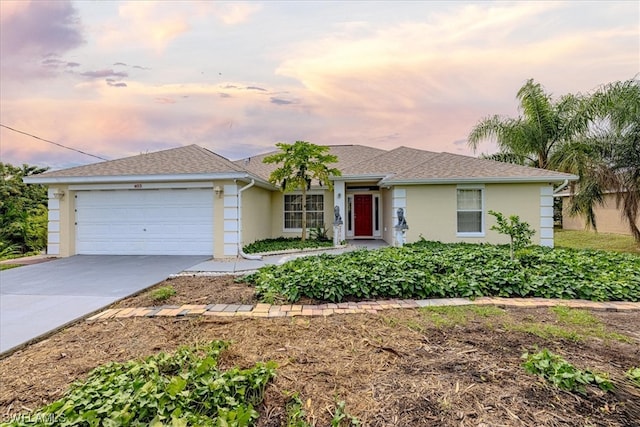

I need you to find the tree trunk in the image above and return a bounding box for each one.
[510,236,515,261]
[622,198,640,244]
[301,186,307,242]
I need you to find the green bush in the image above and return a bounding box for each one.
[244,240,640,303]
[1,163,49,256]
[243,237,333,254]
[6,341,277,426]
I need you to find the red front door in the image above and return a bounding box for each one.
[354,194,373,236]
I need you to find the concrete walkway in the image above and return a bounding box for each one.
[87,297,640,322]
[184,240,388,273]
[0,255,209,354]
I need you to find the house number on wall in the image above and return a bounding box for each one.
[133,184,142,189]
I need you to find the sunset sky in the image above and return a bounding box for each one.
[1,1,638,170]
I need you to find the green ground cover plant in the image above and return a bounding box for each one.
[4,341,276,427]
[243,237,333,254]
[627,367,640,388]
[245,240,640,303]
[522,349,614,395]
[284,393,359,427]
[150,285,177,302]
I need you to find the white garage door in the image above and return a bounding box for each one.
[75,188,214,255]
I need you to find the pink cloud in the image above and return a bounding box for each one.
[0,0,84,79]
[98,2,190,54]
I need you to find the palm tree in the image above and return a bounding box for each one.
[552,78,640,242]
[468,79,585,169]
[263,141,341,241]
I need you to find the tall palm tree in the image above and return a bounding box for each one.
[552,78,640,242]
[468,79,585,169]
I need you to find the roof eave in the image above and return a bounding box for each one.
[382,175,579,185]
[332,174,388,181]
[23,172,275,188]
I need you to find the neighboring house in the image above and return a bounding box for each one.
[558,191,640,236]
[25,144,577,258]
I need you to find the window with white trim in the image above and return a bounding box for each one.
[457,188,483,235]
[284,194,324,230]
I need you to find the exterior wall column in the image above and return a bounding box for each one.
[46,188,61,255]
[223,184,239,256]
[540,185,554,247]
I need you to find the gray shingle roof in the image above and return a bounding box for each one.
[235,144,387,181]
[385,152,576,183]
[32,143,576,184]
[341,146,440,176]
[38,145,246,178]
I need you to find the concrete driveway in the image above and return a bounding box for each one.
[0,255,208,355]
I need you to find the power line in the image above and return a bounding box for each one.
[0,124,109,161]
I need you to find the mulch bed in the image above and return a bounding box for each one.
[1,276,639,426]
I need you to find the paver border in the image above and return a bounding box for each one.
[87,297,640,321]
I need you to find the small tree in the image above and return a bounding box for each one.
[263,141,341,241]
[489,210,536,260]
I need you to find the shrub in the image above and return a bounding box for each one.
[488,210,535,260]
[243,237,333,254]
[309,227,330,242]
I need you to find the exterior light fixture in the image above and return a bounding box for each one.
[53,190,65,200]
[214,186,223,198]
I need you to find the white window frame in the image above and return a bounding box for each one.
[283,192,325,231]
[456,185,485,237]
[373,194,381,237]
[346,194,354,237]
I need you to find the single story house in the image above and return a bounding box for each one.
[25,144,578,258]
[558,191,640,236]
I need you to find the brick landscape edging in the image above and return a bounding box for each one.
[86,298,640,321]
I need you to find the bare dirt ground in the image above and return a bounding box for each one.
[1,276,639,426]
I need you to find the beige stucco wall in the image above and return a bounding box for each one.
[562,193,639,235]
[403,183,546,245]
[241,185,272,247]
[485,183,544,245]
[269,189,334,239]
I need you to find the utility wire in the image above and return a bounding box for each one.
[0,124,109,161]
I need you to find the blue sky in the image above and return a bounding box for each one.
[1,0,638,170]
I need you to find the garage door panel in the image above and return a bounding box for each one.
[75,189,214,255]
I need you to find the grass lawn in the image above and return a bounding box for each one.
[555,229,640,254]
[0,264,20,271]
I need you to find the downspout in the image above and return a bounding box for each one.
[553,179,570,195]
[237,179,263,260]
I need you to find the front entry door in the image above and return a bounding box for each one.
[354,194,373,236]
